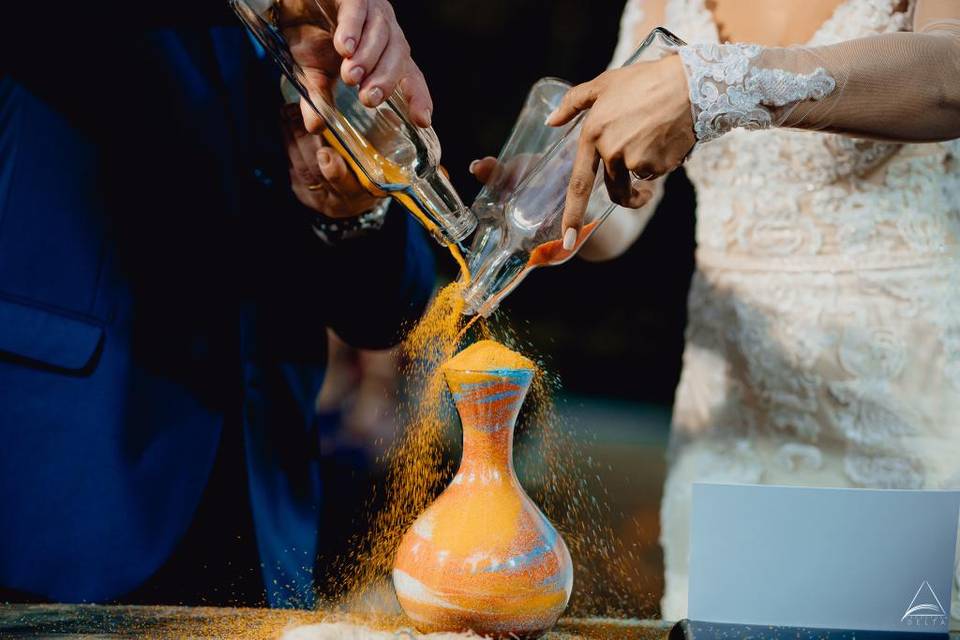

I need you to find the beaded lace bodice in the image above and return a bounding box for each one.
[612,0,960,480]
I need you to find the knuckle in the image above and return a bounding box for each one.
[623,150,643,170]
[587,78,604,98]
[380,4,397,25]
[566,85,585,103]
[597,137,623,162]
[582,121,601,141]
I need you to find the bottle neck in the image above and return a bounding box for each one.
[444,368,533,474]
[408,168,477,245]
[461,241,528,317]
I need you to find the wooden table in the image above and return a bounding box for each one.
[0,604,671,639]
[5,605,956,639]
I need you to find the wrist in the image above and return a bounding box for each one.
[311,198,391,246]
[677,43,836,143]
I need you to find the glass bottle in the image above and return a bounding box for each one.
[230,0,477,249]
[467,77,576,276]
[461,27,687,317]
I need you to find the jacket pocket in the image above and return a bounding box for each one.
[0,294,104,373]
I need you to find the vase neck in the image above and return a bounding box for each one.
[444,368,533,475]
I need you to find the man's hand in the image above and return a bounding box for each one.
[282,104,380,217]
[277,0,433,132]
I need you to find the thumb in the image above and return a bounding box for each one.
[545,76,603,127]
[468,157,498,183]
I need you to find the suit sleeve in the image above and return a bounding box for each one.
[319,205,436,350]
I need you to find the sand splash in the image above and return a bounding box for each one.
[323,284,653,620]
[325,281,474,601]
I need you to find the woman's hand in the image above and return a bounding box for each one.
[547,54,694,241]
[282,104,380,218]
[278,0,433,131]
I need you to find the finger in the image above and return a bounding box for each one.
[334,0,369,58]
[545,77,602,127]
[290,171,323,202]
[299,97,325,135]
[602,152,634,206]
[625,187,655,209]
[290,118,329,186]
[561,137,601,250]
[282,112,323,186]
[358,25,409,107]
[299,68,336,133]
[398,62,433,127]
[297,142,325,184]
[468,157,498,183]
[317,148,365,196]
[341,7,389,90]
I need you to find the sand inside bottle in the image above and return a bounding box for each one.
[319,128,471,277]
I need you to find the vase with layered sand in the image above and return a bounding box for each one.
[393,341,573,638]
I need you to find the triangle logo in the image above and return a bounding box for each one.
[901,581,947,622]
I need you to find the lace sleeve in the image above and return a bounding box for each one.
[678,0,960,143]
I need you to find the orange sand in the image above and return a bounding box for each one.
[443,339,535,372]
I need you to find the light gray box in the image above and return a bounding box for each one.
[689,483,960,633]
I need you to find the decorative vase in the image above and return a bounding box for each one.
[392,359,573,639]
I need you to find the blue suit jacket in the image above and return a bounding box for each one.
[0,24,434,607]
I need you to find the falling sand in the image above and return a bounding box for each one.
[311,276,656,629]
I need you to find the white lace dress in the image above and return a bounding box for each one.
[612,0,960,624]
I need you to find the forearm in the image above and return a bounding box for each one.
[774,32,960,142]
[679,13,960,145]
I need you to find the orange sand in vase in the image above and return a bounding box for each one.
[393,340,573,639]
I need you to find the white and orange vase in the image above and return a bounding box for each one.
[393,355,573,639]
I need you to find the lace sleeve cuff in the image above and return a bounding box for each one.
[678,43,837,143]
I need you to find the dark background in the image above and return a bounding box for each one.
[396,0,697,405]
